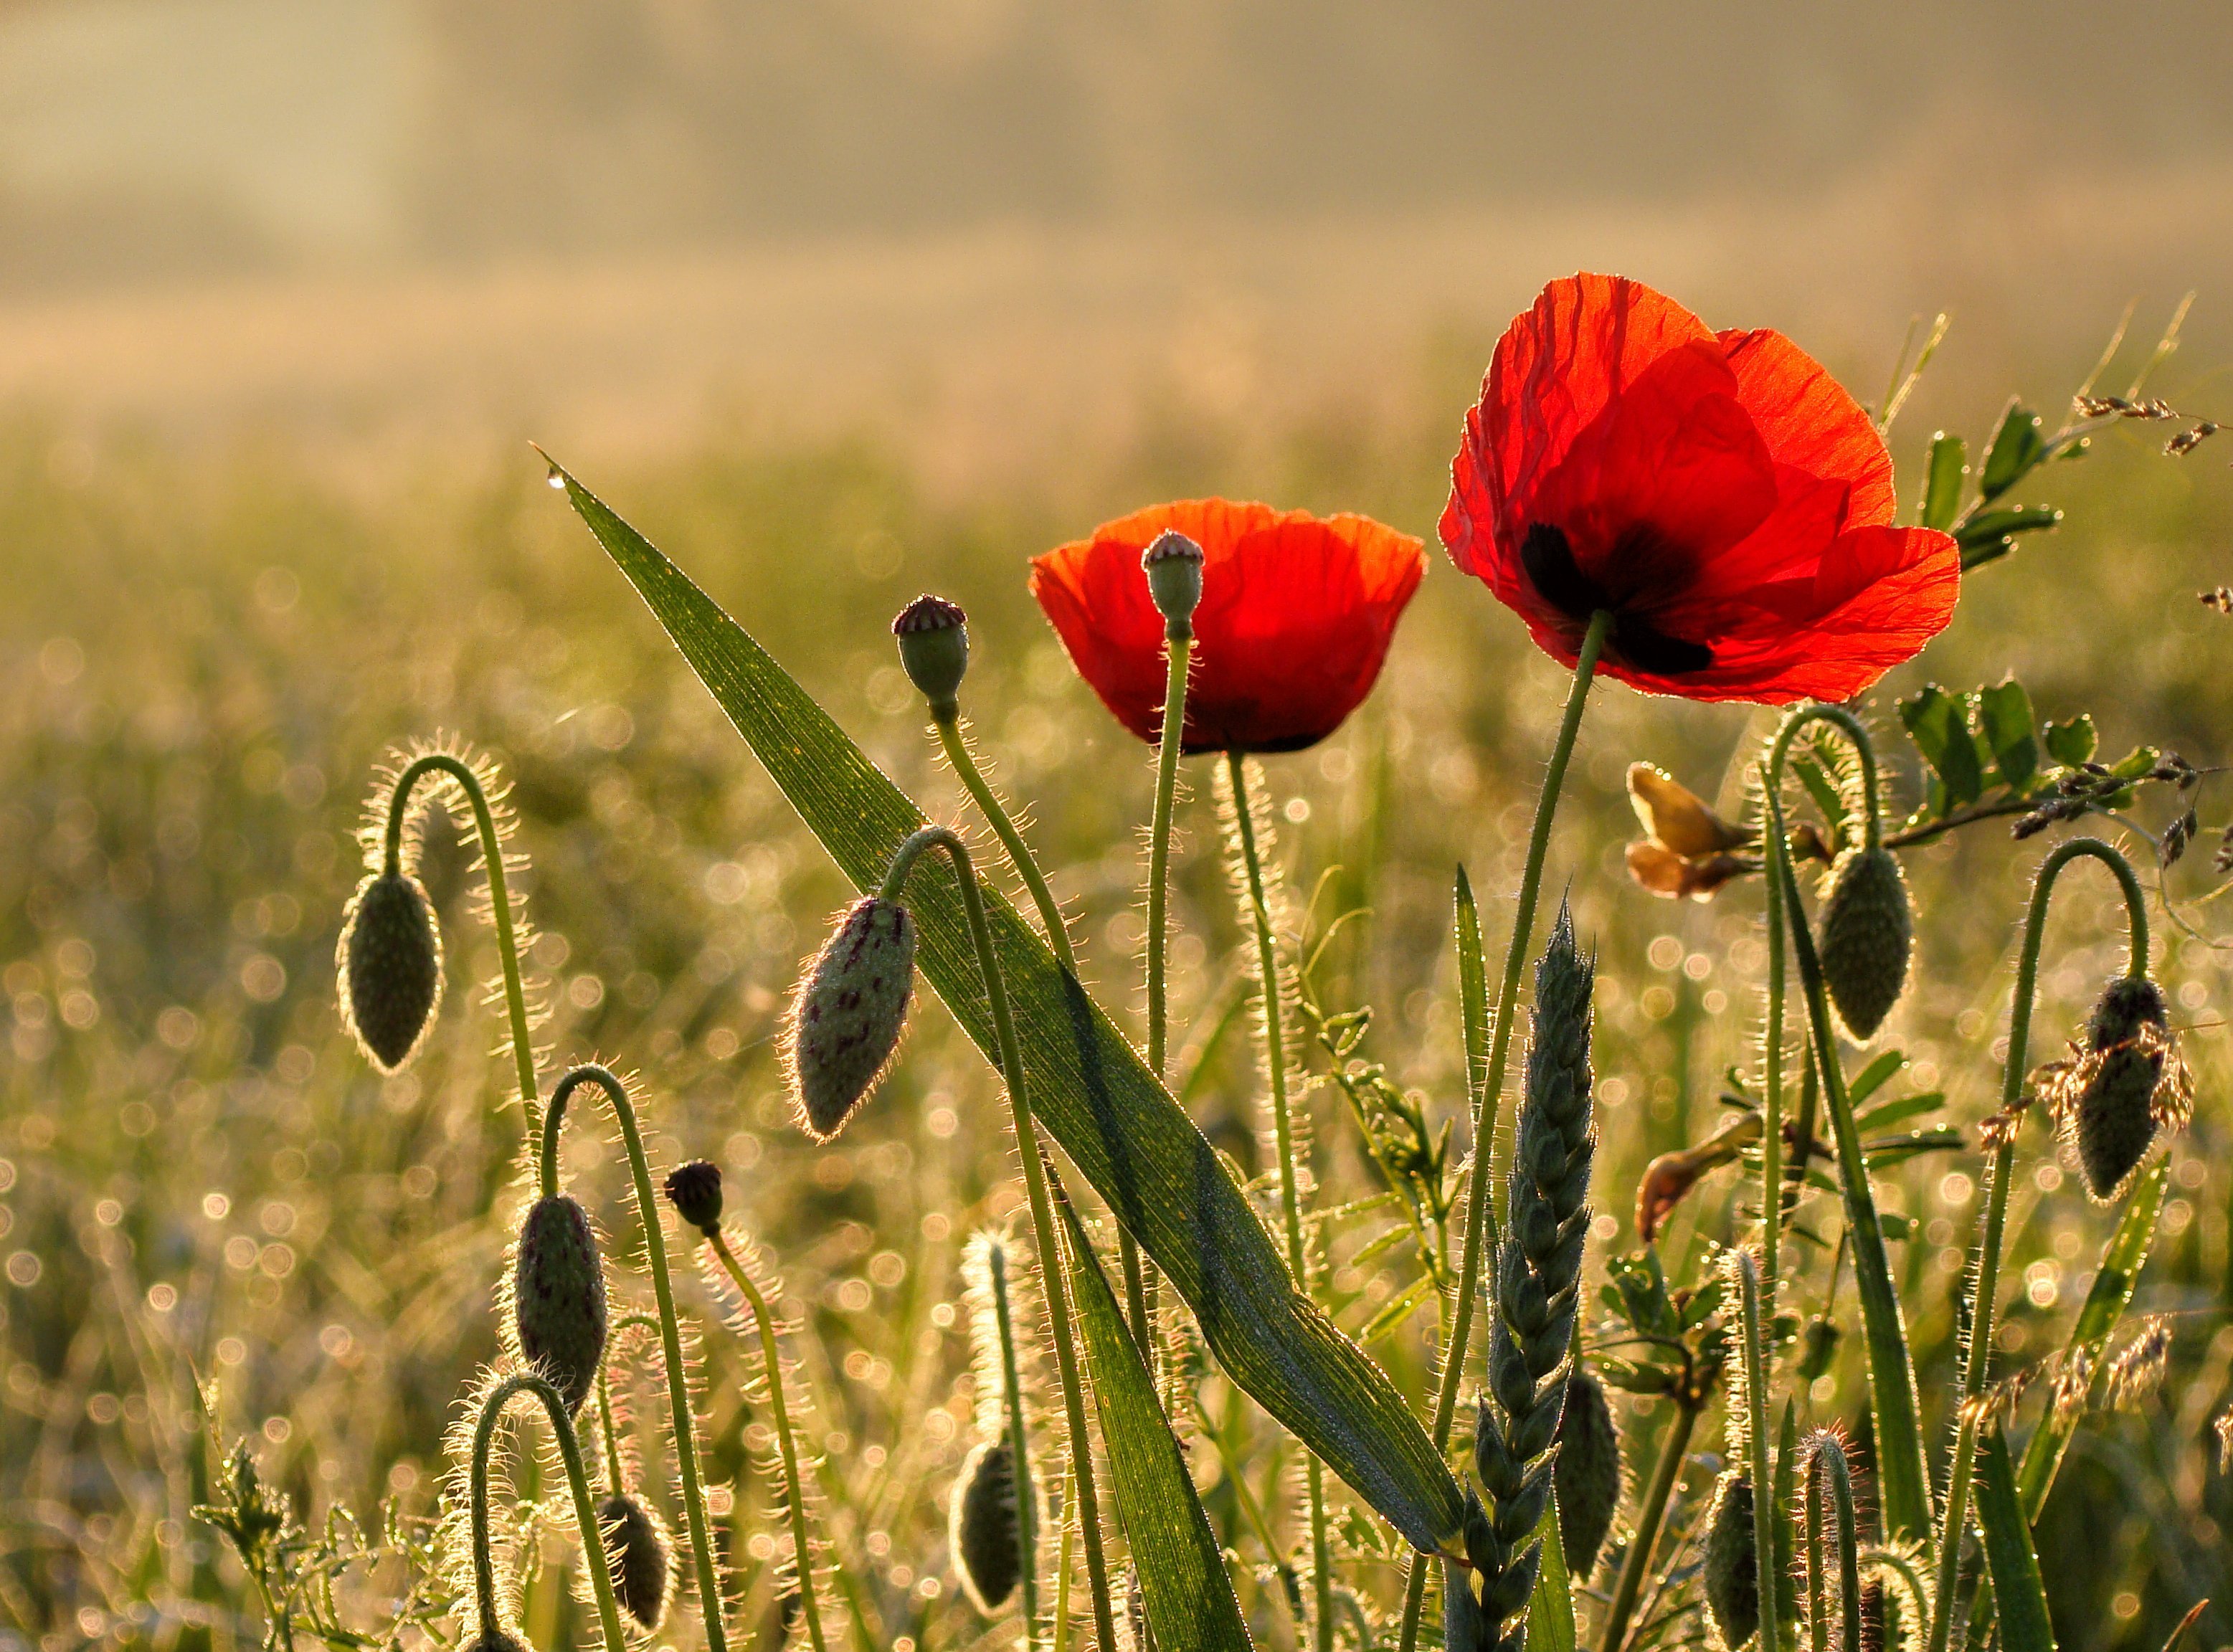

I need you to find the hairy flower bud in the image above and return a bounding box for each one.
[1702,1471,1759,1652]
[1554,1368,1621,1580]
[597,1492,673,1632]
[951,1439,1025,1613]
[338,870,443,1071]
[787,897,916,1140]
[1141,530,1205,637]
[1816,845,1912,1040]
[662,1159,724,1235]
[2064,974,2179,1201]
[464,1630,531,1652]
[511,1195,608,1415]
[893,595,970,721]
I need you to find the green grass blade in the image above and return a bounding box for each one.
[1974,1426,2059,1652]
[1052,1186,1257,1652]
[1525,1496,1576,1652]
[554,463,1466,1557]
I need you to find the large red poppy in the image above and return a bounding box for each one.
[1442,274,1959,703]
[1030,498,1426,753]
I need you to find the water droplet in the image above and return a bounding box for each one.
[546,467,565,490]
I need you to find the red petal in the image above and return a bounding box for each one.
[1718,328,1896,528]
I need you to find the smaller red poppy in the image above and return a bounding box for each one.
[1030,499,1426,754]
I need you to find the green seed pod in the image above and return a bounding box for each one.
[2071,974,2173,1201]
[1554,1367,1621,1580]
[892,595,970,721]
[787,897,916,1141]
[661,1159,724,1235]
[1798,1315,1842,1382]
[338,870,443,1071]
[1141,529,1205,637]
[512,1195,607,1415]
[1817,845,1912,1041]
[951,1438,1025,1613]
[1702,1471,1759,1652]
[597,1491,673,1632]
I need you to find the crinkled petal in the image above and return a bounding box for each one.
[1719,327,1897,528]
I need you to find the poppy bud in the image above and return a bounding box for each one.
[338,870,443,1071]
[786,897,916,1141]
[1554,1367,1621,1580]
[950,1439,1025,1613]
[892,595,969,721]
[1798,1316,1842,1382]
[464,1630,530,1652]
[597,1491,673,1632]
[1816,845,1912,1040]
[2070,975,2173,1201]
[1702,1471,1758,1652]
[1140,530,1205,637]
[512,1194,608,1415]
[662,1159,724,1235]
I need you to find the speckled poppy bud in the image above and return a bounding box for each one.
[338,870,443,1071]
[2071,974,2173,1201]
[1555,1367,1621,1580]
[893,595,969,721]
[787,897,916,1141]
[1141,530,1205,637]
[662,1159,724,1235]
[597,1491,673,1632]
[1816,845,1912,1040]
[512,1194,607,1415]
[1702,1471,1759,1652]
[951,1439,1024,1613]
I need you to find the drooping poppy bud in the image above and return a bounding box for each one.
[950,1439,1025,1613]
[511,1194,608,1415]
[597,1491,674,1632]
[786,897,916,1141]
[1554,1367,1621,1580]
[1140,529,1205,637]
[892,595,970,722]
[2051,974,2189,1202]
[338,870,444,1071]
[1816,845,1912,1040]
[662,1159,724,1235]
[1702,1471,1759,1652]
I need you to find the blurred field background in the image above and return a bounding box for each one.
[6,4,2233,1650]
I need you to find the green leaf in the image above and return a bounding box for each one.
[1977,680,2039,794]
[1955,505,2062,554]
[555,464,1466,1555]
[1851,1090,1945,1134]
[1844,1049,1907,1108]
[1525,1497,1576,1652]
[1975,1425,2059,1651]
[1921,432,1968,530]
[1792,756,1852,848]
[2043,715,2097,768]
[2108,744,2163,782]
[1979,399,2048,503]
[1900,685,1984,807]
[1051,1187,1256,1652]
[1357,1273,1437,1345]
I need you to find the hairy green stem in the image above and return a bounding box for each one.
[386,752,539,1130]
[1147,635,1193,1081]
[1598,1398,1699,1652]
[1806,1436,1862,1652]
[983,1235,1043,1649]
[1225,749,1334,1652]
[468,1372,630,1652]
[1761,792,1788,1292]
[1924,837,2147,1652]
[886,824,1121,1652]
[1398,607,1611,1652]
[703,1231,831,1652]
[1731,1252,1784,1652]
[544,1065,729,1652]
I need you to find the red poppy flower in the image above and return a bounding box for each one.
[1441,273,1960,703]
[1030,499,1426,753]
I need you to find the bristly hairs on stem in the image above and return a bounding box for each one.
[959,1227,1048,1636]
[1214,755,1314,1204]
[1799,1426,1867,1652]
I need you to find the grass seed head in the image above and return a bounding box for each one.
[1702,1471,1759,1652]
[511,1195,608,1415]
[786,896,916,1141]
[1816,844,1912,1041]
[338,870,444,1071]
[1552,1366,1621,1581]
[597,1491,674,1632]
[949,1438,1025,1613]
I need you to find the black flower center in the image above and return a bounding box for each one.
[1520,523,1712,675]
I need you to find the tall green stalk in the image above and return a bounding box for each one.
[1147,635,1193,1081]
[1923,837,2147,1652]
[467,1373,630,1652]
[1598,1399,1698,1652]
[1760,792,1788,1292]
[981,1235,1044,1650]
[541,1065,729,1652]
[1398,607,1611,1652]
[1803,1433,1862,1652]
[1225,750,1334,1652]
[1729,1250,1783,1652]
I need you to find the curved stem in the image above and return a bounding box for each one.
[1598,1400,1698,1652]
[703,1232,830,1652]
[1923,837,2147,1652]
[984,1235,1044,1649]
[886,825,1121,1652]
[468,1372,631,1652]
[546,1065,729,1652]
[385,753,539,1130]
[1400,608,1610,1652]
[1764,703,1886,851]
[1731,1252,1783,1652]
[1225,751,1334,1652]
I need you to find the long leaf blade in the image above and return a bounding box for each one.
[1975,1426,2058,1651]
[1525,1497,1576,1652]
[555,465,1466,1556]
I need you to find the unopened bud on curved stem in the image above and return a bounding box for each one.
[468,1372,630,1652]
